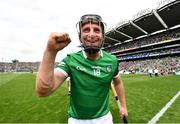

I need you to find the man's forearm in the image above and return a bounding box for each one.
[36,50,57,96]
[114,77,127,109]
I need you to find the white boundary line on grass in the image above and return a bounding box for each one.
[148,91,180,124]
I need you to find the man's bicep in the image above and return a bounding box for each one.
[53,69,68,91]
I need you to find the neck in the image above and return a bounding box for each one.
[85,51,101,60]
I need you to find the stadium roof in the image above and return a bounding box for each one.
[104,0,180,47]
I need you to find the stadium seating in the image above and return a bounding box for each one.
[104,0,180,75]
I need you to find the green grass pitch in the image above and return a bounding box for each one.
[0,73,179,123]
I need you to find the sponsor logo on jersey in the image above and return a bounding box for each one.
[106,65,112,72]
[76,66,86,72]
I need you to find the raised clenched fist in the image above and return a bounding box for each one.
[46,32,71,53]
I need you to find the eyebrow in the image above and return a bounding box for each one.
[82,21,100,27]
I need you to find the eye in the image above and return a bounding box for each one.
[82,27,90,33]
[94,28,101,33]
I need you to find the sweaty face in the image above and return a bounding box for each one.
[81,22,104,49]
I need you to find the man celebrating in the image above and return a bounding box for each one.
[36,14,128,124]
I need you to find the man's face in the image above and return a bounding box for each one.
[81,22,104,48]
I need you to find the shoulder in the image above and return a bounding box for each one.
[57,51,82,67]
[64,50,82,59]
[60,50,83,64]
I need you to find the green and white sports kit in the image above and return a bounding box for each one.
[56,50,119,119]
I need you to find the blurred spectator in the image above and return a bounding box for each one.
[154,68,159,77]
[148,68,153,77]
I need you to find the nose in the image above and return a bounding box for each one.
[88,29,95,39]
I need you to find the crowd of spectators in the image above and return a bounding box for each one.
[104,27,180,76]
[0,62,40,72]
[118,47,180,60]
[0,62,61,72]
[105,27,180,53]
[119,57,180,75]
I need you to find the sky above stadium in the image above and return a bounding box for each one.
[0,0,161,62]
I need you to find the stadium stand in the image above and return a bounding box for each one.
[104,0,180,75]
[0,62,40,72]
[0,62,59,73]
[0,61,62,73]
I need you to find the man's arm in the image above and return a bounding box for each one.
[35,32,71,97]
[113,75,128,118]
[35,51,67,97]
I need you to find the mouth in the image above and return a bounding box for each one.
[83,38,101,47]
[87,39,99,44]
[86,41,97,47]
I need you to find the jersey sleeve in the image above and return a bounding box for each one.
[113,58,120,79]
[55,56,70,77]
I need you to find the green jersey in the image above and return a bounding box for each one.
[56,50,119,119]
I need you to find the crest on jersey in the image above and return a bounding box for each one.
[106,65,112,72]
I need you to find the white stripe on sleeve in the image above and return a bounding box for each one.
[55,68,69,77]
[113,71,120,79]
